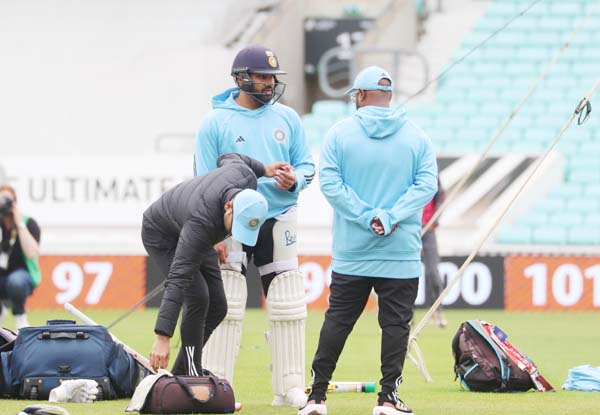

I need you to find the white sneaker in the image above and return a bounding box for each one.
[14,314,29,330]
[434,310,448,328]
[373,395,413,415]
[272,387,308,408]
[298,400,327,415]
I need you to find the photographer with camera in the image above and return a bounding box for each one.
[0,184,41,330]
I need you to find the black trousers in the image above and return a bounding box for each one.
[422,230,443,307]
[142,220,227,376]
[310,271,419,400]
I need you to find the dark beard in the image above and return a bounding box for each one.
[251,88,274,105]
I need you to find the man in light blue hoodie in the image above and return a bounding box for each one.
[195,45,314,408]
[300,67,437,415]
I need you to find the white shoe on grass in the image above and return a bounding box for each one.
[272,386,308,408]
[298,399,327,415]
[373,394,413,415]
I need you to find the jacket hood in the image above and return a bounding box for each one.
[353,105,407,139]
[211,87,268,116]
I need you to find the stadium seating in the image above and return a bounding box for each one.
[303,0,599,245]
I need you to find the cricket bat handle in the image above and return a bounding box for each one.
[305,382,376,394]
[64,303,156,374]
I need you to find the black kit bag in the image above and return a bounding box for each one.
[452,320,534,392]
[141,374,235,414]
[0,320,144,400]
[0,327,17,352]
[0,327,17,397]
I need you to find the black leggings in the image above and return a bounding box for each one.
[143,225,227,376]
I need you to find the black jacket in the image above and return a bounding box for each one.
[144,153,265,337]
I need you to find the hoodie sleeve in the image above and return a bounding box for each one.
[379,136,438,235]
[195,115,220,176]
[217,153,265,178]
[319,128,384,229]
[288,111,315,194]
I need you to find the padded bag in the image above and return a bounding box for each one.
[452,320,533,392]
[1,320,142,399]
[141,375,235,414]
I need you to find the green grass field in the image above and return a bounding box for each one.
[1,309,599,415]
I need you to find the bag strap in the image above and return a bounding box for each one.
[172,376,218,403]
[37,331,89,340]
[46,319,77,326]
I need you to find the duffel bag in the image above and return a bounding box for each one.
[141,374,235,414]
[1,319,143,399]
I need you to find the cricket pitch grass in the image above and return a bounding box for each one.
[0,308,598,415]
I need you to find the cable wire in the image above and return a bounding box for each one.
[421,0,600,238]
[107,283,164,329]
[410,77,599,353]
[402,0,544,105]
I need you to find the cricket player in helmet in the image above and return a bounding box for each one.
[194,45,315,408]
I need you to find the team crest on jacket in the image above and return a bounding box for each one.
[273,128,286,143]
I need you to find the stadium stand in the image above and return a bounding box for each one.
[0,0,259,156]
[303,0,600,246]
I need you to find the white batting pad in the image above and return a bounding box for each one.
[201,270,247,385]
[266,270,307,397]
[221,237,247,273]
[258,207,299,276]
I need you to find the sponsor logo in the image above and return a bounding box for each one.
[285,230,297,246]
[273,128,286,143]
[235,136,245,143]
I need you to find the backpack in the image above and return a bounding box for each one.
[0,320,146,400]
[452,320,553,392]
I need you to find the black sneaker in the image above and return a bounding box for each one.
[372,393,413,415]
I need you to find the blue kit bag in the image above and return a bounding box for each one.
[0,320,144,400]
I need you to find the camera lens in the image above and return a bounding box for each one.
[0,195,13,217]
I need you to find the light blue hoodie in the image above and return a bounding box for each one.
[195,87,315,219]
[319,105,438,278]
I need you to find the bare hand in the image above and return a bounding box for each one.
[214,242,228,264]
[371,217,399,236]
[264,162,292,178]
[371,217,384,235]
[274,164,296,190]
[150,335,170,371]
